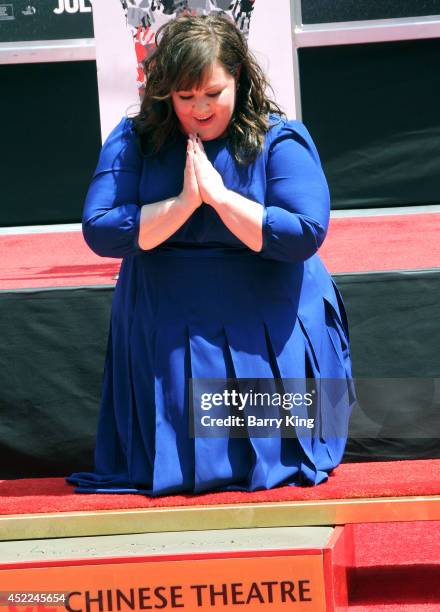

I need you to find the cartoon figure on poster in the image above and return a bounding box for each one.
[120,0,255,91]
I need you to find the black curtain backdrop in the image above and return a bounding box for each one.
[339,271,440,462]
[0,270,439,479]
[300,38,440,210]
[0,60,101,227]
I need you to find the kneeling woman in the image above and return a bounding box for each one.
[67,13,355,496]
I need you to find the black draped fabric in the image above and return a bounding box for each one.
[300,38,440,210]
[1,269,439,479]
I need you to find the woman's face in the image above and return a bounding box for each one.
[170,60,237,140]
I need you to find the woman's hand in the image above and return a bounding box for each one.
[178,137,203,210]
[190,134,229,208]
[185,133,263,252]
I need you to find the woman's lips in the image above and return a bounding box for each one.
[195,114,214,125]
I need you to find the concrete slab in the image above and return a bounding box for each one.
[0,526,333,562]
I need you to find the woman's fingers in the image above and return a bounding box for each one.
[186,137,193,165]
[192,135,206,157]
[182,137,202,209]
[189,133,207,159]
[195,134,206,154]
[187,141,198,182]
[187,134,227,207]
[188,136,202,175]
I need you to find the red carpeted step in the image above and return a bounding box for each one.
[1,212,440,289]
[348,521,440,610]
[0,459,439,515]
[320,213,440,274]
[349,604,440,611]
[351,521,440,567]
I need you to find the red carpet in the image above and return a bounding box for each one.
[349,605,440,611]
[1,213,440,290]
[352,521,440,567]
[319,212,440,274]
[348,521,440,610]
[0,459,438,515]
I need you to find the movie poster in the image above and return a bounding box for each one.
[119,1,255,92]
[91,0,296,139]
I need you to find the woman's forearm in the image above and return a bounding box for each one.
[210,190,264,252]
[138,196,198,250]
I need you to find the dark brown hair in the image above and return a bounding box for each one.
[132,12,286,165]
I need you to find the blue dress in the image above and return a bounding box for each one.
[66,114,354,496]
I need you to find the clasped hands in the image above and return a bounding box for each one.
[180,133,229,211]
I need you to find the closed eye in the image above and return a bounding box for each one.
[177,92,221,100]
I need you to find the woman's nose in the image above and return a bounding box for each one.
[193,99,210,112]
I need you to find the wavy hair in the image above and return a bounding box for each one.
[131,13,286,165]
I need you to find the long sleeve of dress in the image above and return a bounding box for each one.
[259,120,330,263]
[82,117,143,258]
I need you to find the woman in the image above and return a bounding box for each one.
[67,13,354,496]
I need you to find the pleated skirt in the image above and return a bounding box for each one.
[67,247,354,495]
